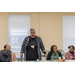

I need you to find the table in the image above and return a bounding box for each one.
[12,60,75,62]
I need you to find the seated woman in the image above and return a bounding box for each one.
[4,44,16,61]
[65,45,75,60]
[47,45,63,60]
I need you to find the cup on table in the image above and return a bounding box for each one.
[59,57,61,60]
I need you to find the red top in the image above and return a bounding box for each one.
[70,52,74,59]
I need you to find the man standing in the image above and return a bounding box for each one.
[21,28,47,61]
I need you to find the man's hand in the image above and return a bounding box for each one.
[44,54,47,59]
[20,52,23,59]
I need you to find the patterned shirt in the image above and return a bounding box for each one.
[65,51,75,60]
[51,52,59,60]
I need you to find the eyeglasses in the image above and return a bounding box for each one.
[31,32,35,34]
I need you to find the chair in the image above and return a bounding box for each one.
[58,49,65,58]
[41,50,50,57]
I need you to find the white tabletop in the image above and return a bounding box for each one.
[13,60,75,62]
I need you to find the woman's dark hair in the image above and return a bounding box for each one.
[50,45,57,53]
[68,45,74,50]
[0,49,11,62]
[4,44,8,49]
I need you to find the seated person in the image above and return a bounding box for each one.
[47,45,63,60]
[65,45,75,60]
[0,50,11,62]
[4,44,16,61]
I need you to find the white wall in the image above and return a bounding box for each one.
[63,16,75,52]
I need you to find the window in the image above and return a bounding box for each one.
[8,15,30,58]
[63,16,75,52]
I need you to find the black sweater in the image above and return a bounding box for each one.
[26,37,38,61]
[47,51,63,60]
